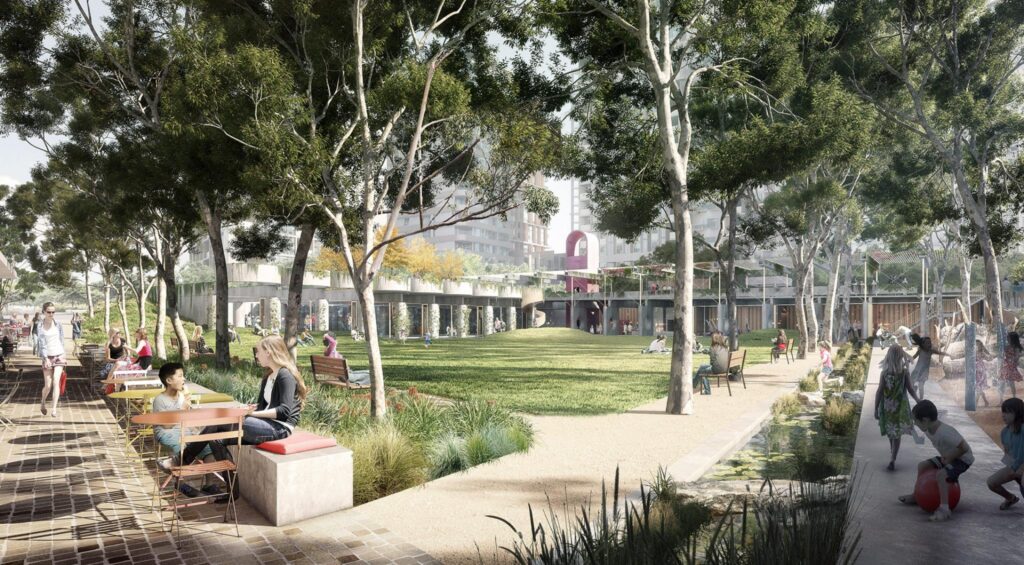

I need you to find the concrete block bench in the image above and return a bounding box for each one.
[229,431,352,526]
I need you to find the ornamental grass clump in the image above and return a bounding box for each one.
[799,370,820,392]
[351,423,428,505]
[771,393,802,420]
[429,433,469,479]
[822,398,859,436]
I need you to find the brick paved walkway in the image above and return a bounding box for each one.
[0,334,438,565]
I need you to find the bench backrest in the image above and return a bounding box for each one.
[310,355,350,384]
[787,338,794,350]
[729,349,746,370]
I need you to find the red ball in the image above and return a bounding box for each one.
[914,466,962,512]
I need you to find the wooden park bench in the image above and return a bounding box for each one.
[309,355,369,389]
[707,349,747,396]
[785,338,796,364]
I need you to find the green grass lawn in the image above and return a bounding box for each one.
[81,302,779,415]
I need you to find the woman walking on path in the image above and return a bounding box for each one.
[911,336,947,400]
[875,344,920,471]
[1000,332,1023,399]
[30,312,41,354]
[37,302,67,417]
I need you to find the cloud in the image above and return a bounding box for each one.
[0,175,25,187]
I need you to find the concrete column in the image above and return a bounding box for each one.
[269,297,281,331]
[642,300,654,336]
[864,297,873,341]
[429,304,441,336]
[207,295,217,328]
[456,305,469,337]
[393,302,408,338]
[317,299,329,331]
[762,302,771,330]
[235,303,250,328]
[483,305,494,336]
[506,306,516,331]
[717,303,727,334]
[965,323,976,411]
[226,302,234,327]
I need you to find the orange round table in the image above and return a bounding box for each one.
[131,406,251,426]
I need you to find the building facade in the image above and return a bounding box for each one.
[393,172,550,267]
[570,179,724,266]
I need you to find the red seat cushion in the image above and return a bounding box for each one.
[257,431,337,455]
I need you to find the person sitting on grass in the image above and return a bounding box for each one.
[642,335,667,354]
[252,321,269,338]
[153,363,217,498]
[987,397,1024,510]
[297,329,315,346]
[899,400,974,521]
[227,325,241,344]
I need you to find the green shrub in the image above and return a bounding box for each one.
[771,393,802,420]
[447,401,517,435]
[429,433,469,479]
[391,397,448,445]
[350,423,428,504]
[822,398,859,436]
[799,370,820,392]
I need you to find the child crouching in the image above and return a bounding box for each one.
[899,400,974,521]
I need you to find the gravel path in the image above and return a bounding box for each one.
[356,354,817,564]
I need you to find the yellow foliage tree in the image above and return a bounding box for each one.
[311,228,411,275]
[405,237,439,280]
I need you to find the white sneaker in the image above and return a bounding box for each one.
[157,457,176,472]
[929,508,952,522]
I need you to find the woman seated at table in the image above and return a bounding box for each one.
[124,327,154,370]
[178,335,308,497]
[154,362,217,497]
[99,329,128,380]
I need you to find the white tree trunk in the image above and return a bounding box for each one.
[805,267,819,348]
[103,281,111,335]
[960,255,973,324]
[83,263,95,318]
[118,276,130,335]
[356,283,388,418]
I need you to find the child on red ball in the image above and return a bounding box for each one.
[898,400,974,521]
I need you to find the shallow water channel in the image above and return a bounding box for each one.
[703,401,859,483]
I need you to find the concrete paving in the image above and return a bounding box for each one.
[356,354,818,564]
[852,347,1024,564]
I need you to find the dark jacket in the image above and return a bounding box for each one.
[256,368,302,426]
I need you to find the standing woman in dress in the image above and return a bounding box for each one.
[875,344,920,470]
[37,302,67,417]
[30,312,41,355]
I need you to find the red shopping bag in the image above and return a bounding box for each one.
[60,371,67,394]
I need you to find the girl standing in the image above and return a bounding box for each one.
[37,302,66,417]
[986,398,1024,510]
[1000,332,1023,399]
[911,336,947,400]
[874,345,921,470]
[817,341,833,391]
[30,312,41,355]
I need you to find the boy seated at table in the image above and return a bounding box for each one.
[153,362,220,498]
